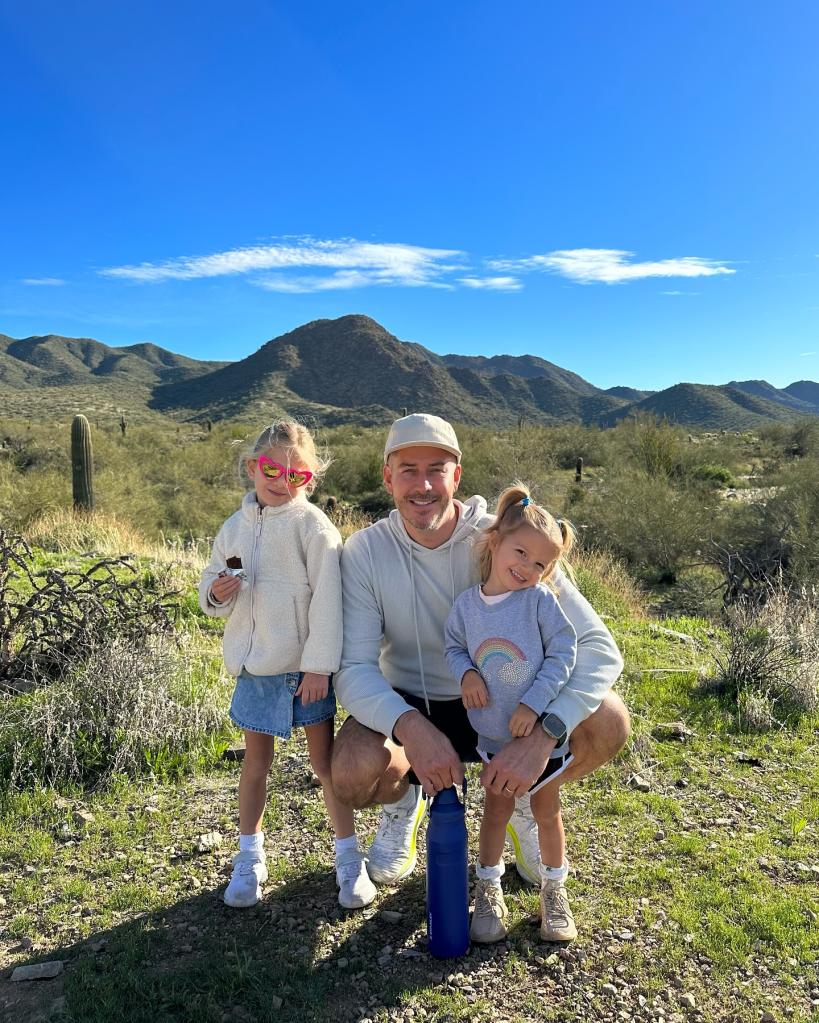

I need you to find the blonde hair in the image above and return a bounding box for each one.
[238,419,331,495]
[475,481,576,592]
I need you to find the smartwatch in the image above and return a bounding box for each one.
[539,712,567,747]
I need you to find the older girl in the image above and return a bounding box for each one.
[200,420,374,911]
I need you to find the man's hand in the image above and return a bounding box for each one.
[509,703,537,737]
[209,572,241,604]
[460,669,489,710]
[296,672,329,705]
[393,709,464,796]
[480,727,556,799]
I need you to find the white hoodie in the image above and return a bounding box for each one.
[198,492,343,678]
[334,497,624,739]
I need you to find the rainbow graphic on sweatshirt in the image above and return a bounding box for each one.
[474,637,531,686]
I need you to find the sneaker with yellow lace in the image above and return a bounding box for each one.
[366,784,427,884]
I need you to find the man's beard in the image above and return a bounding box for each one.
[401,493,452,532]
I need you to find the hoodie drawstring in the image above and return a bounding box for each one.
[408,547,431,714]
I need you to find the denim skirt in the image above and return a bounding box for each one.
[229,670,336,738]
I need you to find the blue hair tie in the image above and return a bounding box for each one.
[520,496,530,507]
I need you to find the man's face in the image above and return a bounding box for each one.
[383,445,461,541]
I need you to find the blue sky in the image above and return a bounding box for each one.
[2,1,818,390]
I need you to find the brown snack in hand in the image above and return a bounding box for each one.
[226,556,243,569]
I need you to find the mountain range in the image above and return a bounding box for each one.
[1,316,817,431]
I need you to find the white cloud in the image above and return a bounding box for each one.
[100,237,464,290]
[800,351,816,357]
[661,290,699,296]
[489,248,735,285]
[458,276,522,291]
[21,277,66,286]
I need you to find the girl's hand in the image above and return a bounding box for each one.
[461,669,489,710]
[296,672,329,705]
[210,573,241,604]
[509,704,538,737]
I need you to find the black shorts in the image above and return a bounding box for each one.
[393,689,480,785]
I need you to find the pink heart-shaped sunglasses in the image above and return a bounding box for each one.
[257,456,313,488]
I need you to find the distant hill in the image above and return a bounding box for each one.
[0,333,229,422]
[1,317,817,430]
[600,382,803,430]
[783,380,819,409]
[604,385,653,401]
[727,379,819,414]
[0,333,226,389]
[151,315,627,426]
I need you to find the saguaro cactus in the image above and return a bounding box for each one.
[575,457,583,483]
[71,414,94,511]
[119,415,127,436]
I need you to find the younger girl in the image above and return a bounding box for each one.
[444,483,578,943]
[199,420,374,911]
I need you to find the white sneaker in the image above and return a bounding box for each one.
[506,792,540,886]
[336,847,376,909]
[367,785,427,884]
[223,850,268,908]
[470,879,509,943]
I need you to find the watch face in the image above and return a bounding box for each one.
[541,714,566,743]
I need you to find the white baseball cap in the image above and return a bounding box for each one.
[383,413,462,464]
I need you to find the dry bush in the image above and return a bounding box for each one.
[569,546,645,620]
[0,531,179,693]
[714,584,819,729]
[0,634,229,789]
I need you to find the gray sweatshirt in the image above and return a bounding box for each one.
[444,584,577,754]
[334,497,624,739]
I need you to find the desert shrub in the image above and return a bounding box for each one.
[707,457,819,599]
[766,456,819,588]
[578,472,718,582]
[654,566,725,619]
[713,585,819,729]
[611,414,691,479]
[569,547,645,619]
[760,418,819,460]
[0,634,230,789]
[457,424,556,501]
[691,463,736,487]
[322,427,383,500]
[543,424,612,469]
[0,531,179,692]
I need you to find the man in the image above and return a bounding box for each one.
[332,413,628,940]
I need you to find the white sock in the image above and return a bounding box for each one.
[386,783,420,811]
[334,835,358,858]
[476,860,505,883]
[540,859,569,885]
[239,832,265,854]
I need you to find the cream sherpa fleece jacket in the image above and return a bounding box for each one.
[199,493,343,677]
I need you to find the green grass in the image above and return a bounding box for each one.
[1,541,818,1022]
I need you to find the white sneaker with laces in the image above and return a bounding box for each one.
[367,785,427,884]
[336,847,377,909]
[470,879,509,943]
[506,791,540,886]
[223,850,268,908]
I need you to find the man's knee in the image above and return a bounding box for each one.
[330,718,391,808]
[572,691,631,765]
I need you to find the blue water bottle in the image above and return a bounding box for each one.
[426,783,470,958]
